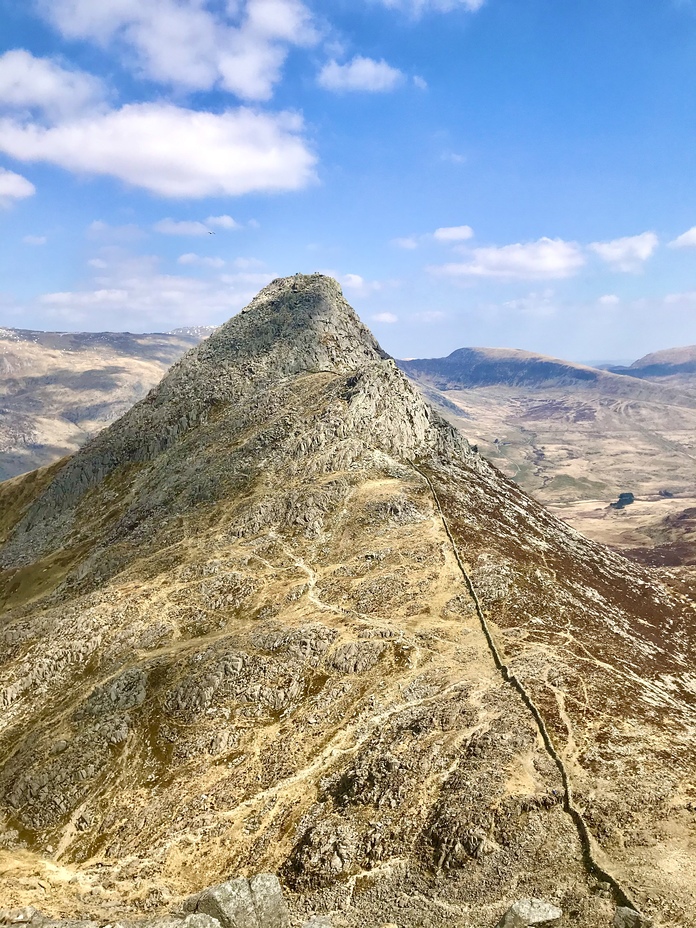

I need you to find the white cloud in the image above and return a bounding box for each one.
[0,167,35,207]
[433,224,474,242]
[501,289,557,318]
[589,231,658,272]
[22,234,47,245]
[377,0,485,14]
[178,253,226,268]
[318,57,404,92]
[599,294,620,306]
[0,50,103,117]
[38,0,318,102]
[413,75,427,90]
[0,103,316,198]
[392,236,419,250]
[433,237,585,279]
[668,226,696,249]
[372,312,398,323]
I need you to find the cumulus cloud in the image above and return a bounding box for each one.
[599,294,620,306]
[371,312,398,323]
[589,231,658,272]
[318,57,404,92]
[0,49,103,117]
[433,225,474,242]
[0,167,35,207]
[392,236,419,250]
[433,237,585,279]
[668,226,696,249]
[37,0,317,102]
[0,103,316,198]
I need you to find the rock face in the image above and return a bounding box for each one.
[0,275,694,928]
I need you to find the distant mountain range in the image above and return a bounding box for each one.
[0,327,204,481]
[1,322,695,564]
[399,345,696,566]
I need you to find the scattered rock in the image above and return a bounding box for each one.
[613,908,654,928]
[495,898,563,927]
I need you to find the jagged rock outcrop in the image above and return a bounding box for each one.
[0,276,693,928]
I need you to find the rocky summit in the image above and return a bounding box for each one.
[0,275,694,928]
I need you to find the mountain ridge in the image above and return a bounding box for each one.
[0,277,694,927]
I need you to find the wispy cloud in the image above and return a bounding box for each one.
[589,231,658,272]
[178,253,226,268]
[0,167,35,207]
[371,311,398,323]
[36,251,274,329]
[318,56,404,92]
[668,226,696,249]
[22,235,47,245]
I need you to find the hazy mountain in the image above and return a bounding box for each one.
[400,348,696,566]
[0,327,207,481]
[0,276,691,927]
[610,345,696,381]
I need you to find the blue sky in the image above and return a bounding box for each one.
[1,0,695,361]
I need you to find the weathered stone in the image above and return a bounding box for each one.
[496,898,563,927]
[248,874,289,928]
[614,908,654,928]
[182,915,222,928]
[0,910,42,926]
[196,879,259,928]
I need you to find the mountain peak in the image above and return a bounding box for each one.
[201,273,390,378]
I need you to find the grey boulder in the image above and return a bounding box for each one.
[248,875,289,928]
[191,874,288,928]
[496,899,563,927]
[196,879,258,928]
[614,908,654,928]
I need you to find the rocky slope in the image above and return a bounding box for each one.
[0,328,204,481]
[0,277,694,927]
[400,350,696,566]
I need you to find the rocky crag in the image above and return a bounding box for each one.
[0,276,693,927]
